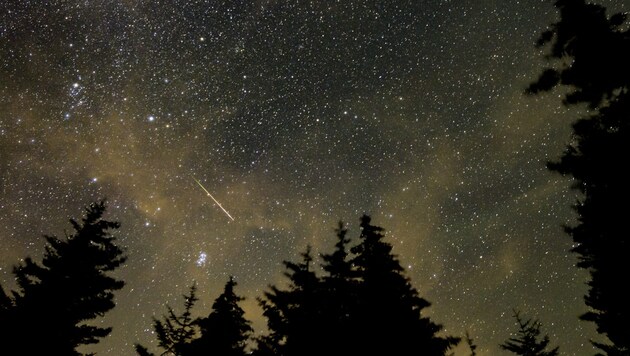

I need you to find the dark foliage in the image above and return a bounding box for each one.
[349,215,460,355]
[190,277,252,356]
[500,310,559,356]
[134,344,155,356]
[529,1,630,353]
[528,0,629,109]
[465,331,478,356]
[255,215,459,355]
[137,284,199,356]
[256,246,323,356]
[139,277,252,356]
[318,221,357,355]
[0,201,126,355]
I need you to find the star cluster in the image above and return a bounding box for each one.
[0,1,615,354]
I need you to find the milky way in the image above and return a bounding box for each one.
[1,1,621,355]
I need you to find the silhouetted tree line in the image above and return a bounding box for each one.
[0,199,551,356]
[0,199,560,356]
[136,216,460,356]
[1,1,628,355]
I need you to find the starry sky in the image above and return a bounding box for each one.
[1,1,624,355]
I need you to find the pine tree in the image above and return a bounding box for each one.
[321,221,353,280]
[500,310,559,356]
[529,1,630,353]
[256,246,323,356]
[318,221,356,354]
[256,216,460,355]
[0,201,126,355]
[350,215,460,355]
[191,276,252,356]
[140,284,199,356]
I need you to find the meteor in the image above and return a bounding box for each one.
[191,176,235,221]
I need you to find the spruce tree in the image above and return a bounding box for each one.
[321,221,353,280]
[256,246,323,356]
[500,310,559,356]
[256,216,460,355]
[0,201,126,355]
[138,284,199,356]
[191,276,252,356]
[350,215,459,355]
[319,221,356,355]
[529,1,630,353]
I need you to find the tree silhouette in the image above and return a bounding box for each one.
[350,215,460,355]
[318,221,357,355]
[529,1,630,353]
[256,215,459,355]
[0,286,11,312]
[527,0,629,109]
[465,331,478,356]
[190,276,252,356]
[321,221,353,283]
[0,201,126,355]
[500,310,559,356]
[140,215,459,356]
[137,284,199,356]
[133,344,156,356]
[256,246,323,356]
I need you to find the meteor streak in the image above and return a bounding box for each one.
[191,176,235,221]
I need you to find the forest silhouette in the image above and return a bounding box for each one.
[1,0,629,355]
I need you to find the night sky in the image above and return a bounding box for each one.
[1,1,623,355]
